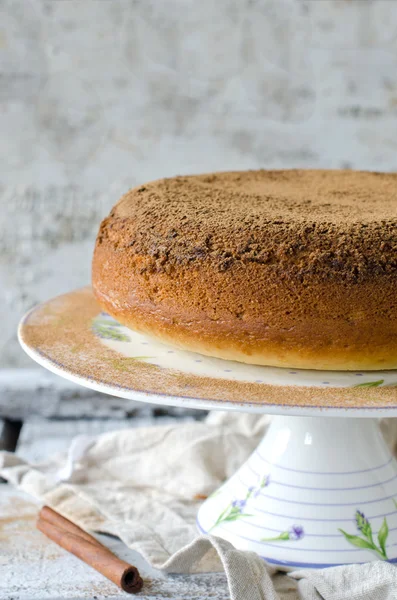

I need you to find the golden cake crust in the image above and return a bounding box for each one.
[92,170,397,370]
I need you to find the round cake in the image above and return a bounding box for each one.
[92,169,397,371]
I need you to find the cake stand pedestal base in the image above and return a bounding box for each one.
[197,416,397,569]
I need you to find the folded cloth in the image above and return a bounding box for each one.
[2,412,397,599]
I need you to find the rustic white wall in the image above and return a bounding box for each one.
[1,0,397,369]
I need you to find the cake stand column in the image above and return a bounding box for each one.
[197,415,397,569]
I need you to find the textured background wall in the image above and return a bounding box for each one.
[1,0,397,369]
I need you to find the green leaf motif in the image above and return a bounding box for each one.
[261,532,290,542]
[354,380,384,388]
[108,357,153,371]
[339,522,388,560]
[223,513,254,524]
[210,505,249,531]
[215,505,232,525]
[338,529,375,550]
[92,322,131,342]
[378,518,389,557]
[95,318,124,327]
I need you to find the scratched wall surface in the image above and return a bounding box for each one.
[1,0,397,368]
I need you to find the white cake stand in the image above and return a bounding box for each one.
[18,287,397,570]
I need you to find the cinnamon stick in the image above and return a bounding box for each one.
[37,506,143,594]
[39,507,104,548]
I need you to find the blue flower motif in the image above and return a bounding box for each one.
[261,474,270,488]
[211,474,271,532]
[356,510,367,531]
[289,525,304,540]
[248,485,260,498]
[261,524,304,543]
[355,510,371,536]
[248,474,270,498]
[232,498,247,512]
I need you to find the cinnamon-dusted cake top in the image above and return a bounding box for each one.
[97,170,397,282]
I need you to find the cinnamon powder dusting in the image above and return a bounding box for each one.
[98,169,397,282]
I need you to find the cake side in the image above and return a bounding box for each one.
[92,239,397,371]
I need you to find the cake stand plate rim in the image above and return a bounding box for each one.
[17,286,397,417]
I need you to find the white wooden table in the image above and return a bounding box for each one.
[0,486,232,600]
[0,416,229,600]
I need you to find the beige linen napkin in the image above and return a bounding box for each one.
[2,413,397,599]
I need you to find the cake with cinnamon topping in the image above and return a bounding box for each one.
[92,170,397,370]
